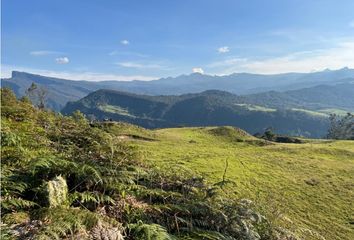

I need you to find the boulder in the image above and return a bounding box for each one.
[45,176,69,208]
[90,221,124,240]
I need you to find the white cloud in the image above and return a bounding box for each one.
[208,57,247,68]
[109,50,148,58]
[116,61,166,69]
[218,46,230,53]
[1,64,158,81]
[121,40,130,45]
[208,40,354,74]
[30,50,63,56]
[55,57,70,64]
[192,67,204,74]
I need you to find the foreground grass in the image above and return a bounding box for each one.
[130,127,354,240]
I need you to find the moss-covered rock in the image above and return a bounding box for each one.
[45,176,69,208]
[2,212,30,225]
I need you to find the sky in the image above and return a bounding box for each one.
[2,0,354,81]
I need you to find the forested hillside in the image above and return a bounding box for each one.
[62,89,330,138]
[2,68,354,111]
[244,82,354,111]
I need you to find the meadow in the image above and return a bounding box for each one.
[131,127,354,240]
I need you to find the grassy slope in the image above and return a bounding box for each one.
[129,127,354,240]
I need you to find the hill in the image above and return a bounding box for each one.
[62,89,330,138]
[132,126,354,240]
[2,68,354,110]
[244,82,354,111]
[1,71,107,111]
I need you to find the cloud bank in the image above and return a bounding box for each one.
[116,61,164,69]
[1,65,157,81]
[30,50,63,56]
[209,40,354,74]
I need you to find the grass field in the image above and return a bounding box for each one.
[98,104,136,117]
[127,126,354,240]
[234,103,277,112]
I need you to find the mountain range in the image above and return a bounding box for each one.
[2,69,354,137]
[2,68,354,111]
[62,89,337,137]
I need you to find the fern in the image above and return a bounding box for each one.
[129,221,176,240]
[1,196,38,212]
[34,207,101,239]
[1,130,22,147]
[180,229,234,240]
[0,226,16,240]
[1,169,28,195]
[69,191,115,206]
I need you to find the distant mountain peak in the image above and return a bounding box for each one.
[11,71,28,78]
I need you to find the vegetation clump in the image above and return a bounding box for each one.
[254,128,304,143]
[1,88,283,239]
[327,113,354,140]
[208,126,255,142]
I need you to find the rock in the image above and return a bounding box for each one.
[90,221,124,240]
[304,178,320,186]
[240,199,253,206]
[45,175,69,208]
[7,220,43,239]
[274,227,300,240]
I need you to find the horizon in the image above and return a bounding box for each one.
[3,66,353,82]
[2,0,354,81]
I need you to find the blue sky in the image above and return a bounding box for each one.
[2,0,354,80]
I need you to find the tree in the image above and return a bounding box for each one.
[264,127,276,141]
[327,113,354,140]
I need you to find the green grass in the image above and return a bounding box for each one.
[129,126,354,240]
[235,103,277,112]
[291,108,353,117]
[98,104,136,117]
[291,108,328,117]
[318,108,353,116]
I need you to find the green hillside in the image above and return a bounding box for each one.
[244,83,354,112]
[62,89,330,138]
[131,127,354,240]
